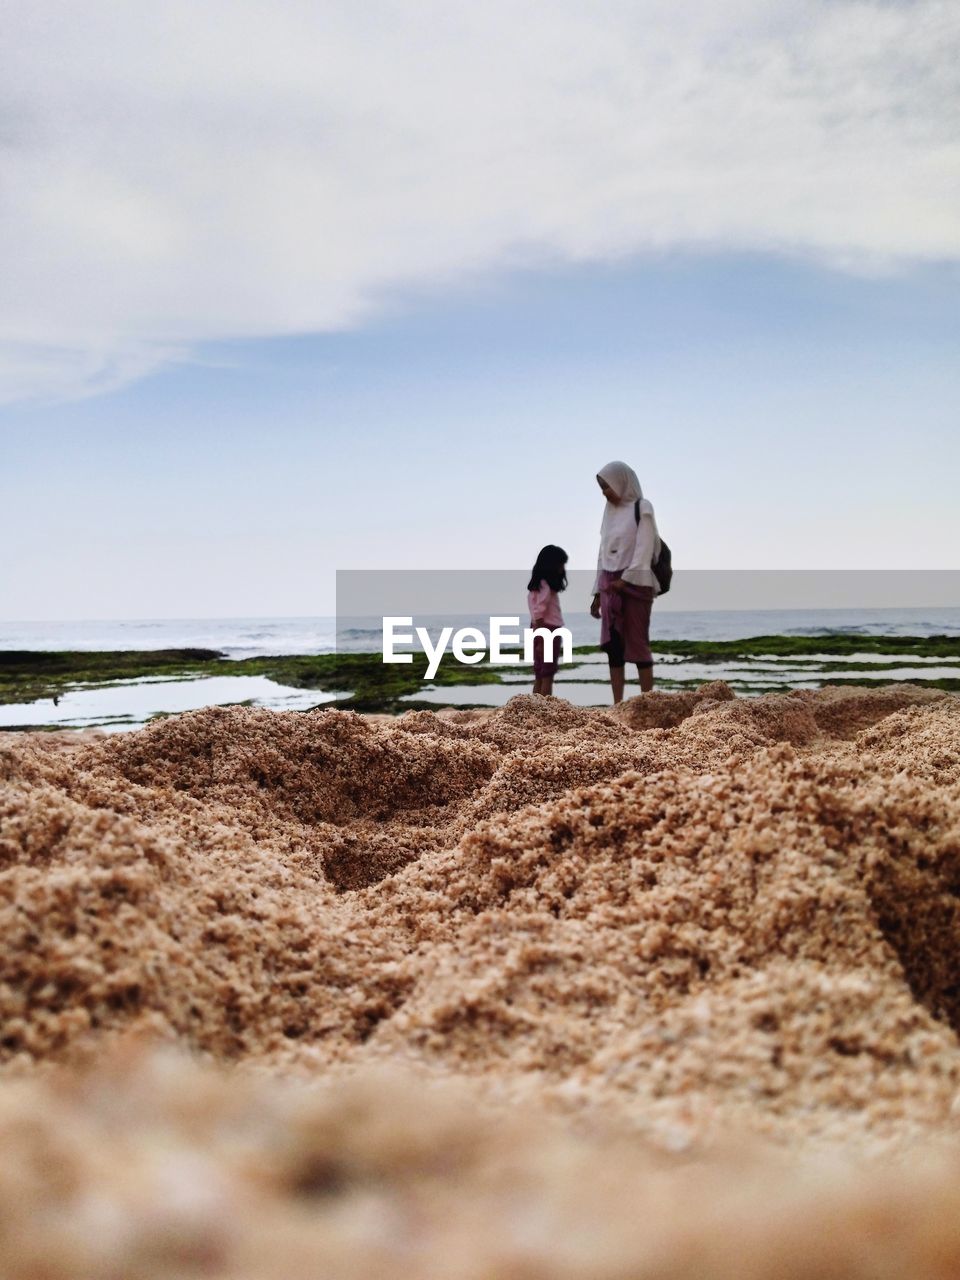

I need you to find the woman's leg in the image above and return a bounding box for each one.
[606,627,626,703]
[622,589,654,695]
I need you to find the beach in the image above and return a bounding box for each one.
[4,0,958,1269]
[2,608,960,728]
[3,681,960,1275]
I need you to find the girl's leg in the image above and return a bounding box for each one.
[533,636,545,695]
[637,663,654,693]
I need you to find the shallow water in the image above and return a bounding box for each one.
[0,675,340,732]
[3,650,956,726]
[3,612,958,728]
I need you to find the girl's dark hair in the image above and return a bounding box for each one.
[528,544,568,593]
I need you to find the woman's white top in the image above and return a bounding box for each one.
[592,498,661,595]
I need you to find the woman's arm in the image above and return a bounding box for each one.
[590,545,604,616]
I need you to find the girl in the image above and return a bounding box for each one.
[589,461,660,703]
[527,544,568,696]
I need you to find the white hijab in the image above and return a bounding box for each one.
[596,460,649,571]
[598,460,642,506]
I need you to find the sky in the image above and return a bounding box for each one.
[1,0,958,619]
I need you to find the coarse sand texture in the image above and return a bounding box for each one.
[2,684,960,1276]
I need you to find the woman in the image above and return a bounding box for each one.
[589,460,660,703]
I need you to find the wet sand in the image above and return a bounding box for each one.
[2,683,960,1276]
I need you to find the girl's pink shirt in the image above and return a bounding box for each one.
[527,584,564,628]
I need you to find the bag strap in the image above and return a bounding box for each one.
[636,498,663,566]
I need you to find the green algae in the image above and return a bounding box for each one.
[0,649,503,714]
[2,633,958,719]
[652,634,960,659]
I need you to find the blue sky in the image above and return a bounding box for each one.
[1,2,958,618]
[3,252,958,618]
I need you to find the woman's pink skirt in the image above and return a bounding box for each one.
[598,570,654,666]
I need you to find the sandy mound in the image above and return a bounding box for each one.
[3,1047,960,1280]
[2,684,960,1272]
[793,683,947,739]
[611,676,737,728]
[855,696,960,784]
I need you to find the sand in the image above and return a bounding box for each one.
[2,683,960,1276]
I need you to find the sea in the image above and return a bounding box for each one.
[4,608,960,659]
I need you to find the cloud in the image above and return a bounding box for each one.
[1,0,958,402]
[0,341,186,405]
